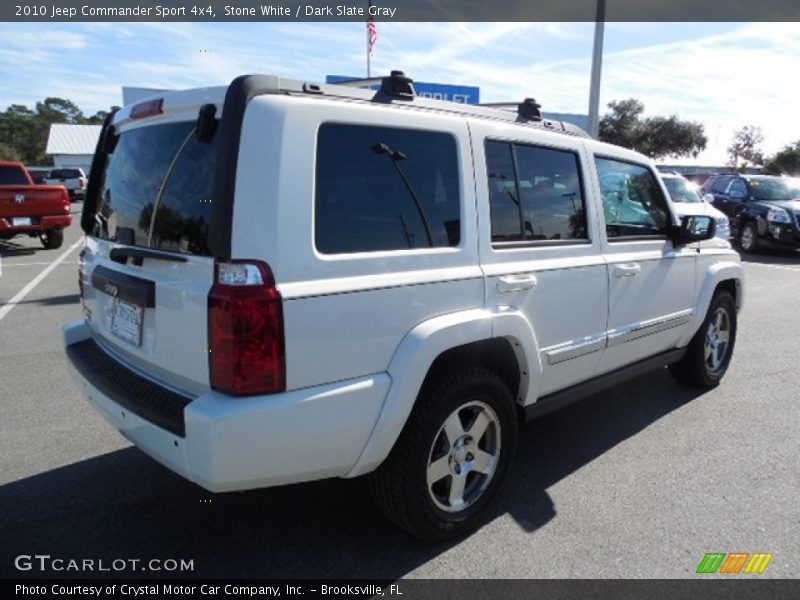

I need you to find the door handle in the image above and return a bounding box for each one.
[612,263,641,278]
[496,273,538,293]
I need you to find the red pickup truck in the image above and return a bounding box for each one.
[0,161,72,249]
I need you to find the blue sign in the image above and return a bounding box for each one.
[326,75,480,104]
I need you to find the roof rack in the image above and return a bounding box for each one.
[223,72,590,139]
[480,99,543,121]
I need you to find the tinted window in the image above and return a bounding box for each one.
[711,176,731,194]
[50,169,82,179]
[596,157,670,238]
[315,123,460,253]
[0,165,30,185]
[93,122,218,256]
[486,140,587,244]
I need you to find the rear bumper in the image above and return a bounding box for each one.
[0,214,72,233]
[63,321,390,492]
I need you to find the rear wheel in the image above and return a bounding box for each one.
[669,290,737,388]
[738,222,759,253]
[40,228,64,250]
[369,367,518,541]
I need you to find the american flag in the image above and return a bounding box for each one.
[367,2,378,56]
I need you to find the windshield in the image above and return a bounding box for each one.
[749,178,800,201]
[663,177,703,203]
[0,165,30,185]
[92,121,219,256]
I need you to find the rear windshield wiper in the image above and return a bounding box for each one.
[109,247,188,265]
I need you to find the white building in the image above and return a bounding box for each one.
[45,124,101,174]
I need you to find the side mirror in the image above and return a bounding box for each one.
[702,193,715,203]
[669,215,716,246]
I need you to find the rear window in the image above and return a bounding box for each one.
[50,169,82,179]
[0,165,30,185]
[92,122,218,256]
[315,123,461,254]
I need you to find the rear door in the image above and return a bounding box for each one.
[472,122,609,399]
[82,110,222,396]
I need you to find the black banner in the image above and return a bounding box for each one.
[4,0,800,23]
[4,579,800,600]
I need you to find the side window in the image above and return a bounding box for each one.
[315,123,461,254]
[711,176,731,194]
[595,157,670,238]
[486,140,588,245]
[727,179,747,200]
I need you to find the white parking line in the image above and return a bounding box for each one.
[1,260,78,267]
[744,262,800,273]
[0,238,84,322]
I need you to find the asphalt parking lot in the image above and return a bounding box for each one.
[1,213,798,579]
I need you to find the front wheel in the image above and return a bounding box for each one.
[40,228,64,249]
[669,290,737,388]
[369,367,519,541]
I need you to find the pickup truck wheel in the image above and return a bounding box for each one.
[669,290,737,388]
[369,367,518,541]
[40,228,64,250]
[738,222,759,253]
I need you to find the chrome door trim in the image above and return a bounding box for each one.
[544,334,606,365]
[606,309,694,348]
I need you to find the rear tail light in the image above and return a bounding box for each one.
[208,260,285,395]
[79,176,87,188]
[62,188,71,213]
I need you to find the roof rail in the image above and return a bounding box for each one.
[220,73,591,140]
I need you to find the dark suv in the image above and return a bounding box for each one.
[701,174,800,253]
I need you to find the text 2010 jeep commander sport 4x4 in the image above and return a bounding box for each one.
[64,73,744,540]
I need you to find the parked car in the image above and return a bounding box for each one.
[701,174,800,253]
[660,173,731,240]
[45,167,87,201]
[63,73,744,540]
[0,161,72,248]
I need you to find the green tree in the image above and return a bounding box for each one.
[0,97,117,165]
[762,141,800,176]
[727,125,764,170]
[35,97,85,124]
[599,98,707,159]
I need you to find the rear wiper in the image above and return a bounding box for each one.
[109,246,188,265]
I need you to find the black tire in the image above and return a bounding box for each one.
[669,290,737,388]
[369,367,519,541]
[738,221,759,254]
[40,228,64,250]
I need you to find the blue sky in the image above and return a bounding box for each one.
[0,21,798,163]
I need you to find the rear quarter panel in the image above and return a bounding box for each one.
[231,96,484,390]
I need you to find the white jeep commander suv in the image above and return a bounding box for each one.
[64,72,743,540]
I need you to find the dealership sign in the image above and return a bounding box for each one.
[326,75,480,104]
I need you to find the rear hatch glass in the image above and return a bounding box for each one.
[83,120,220,396]
[92,122,217,255]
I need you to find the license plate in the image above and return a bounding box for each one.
[110,298,143,347]
[12,217,32,227]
